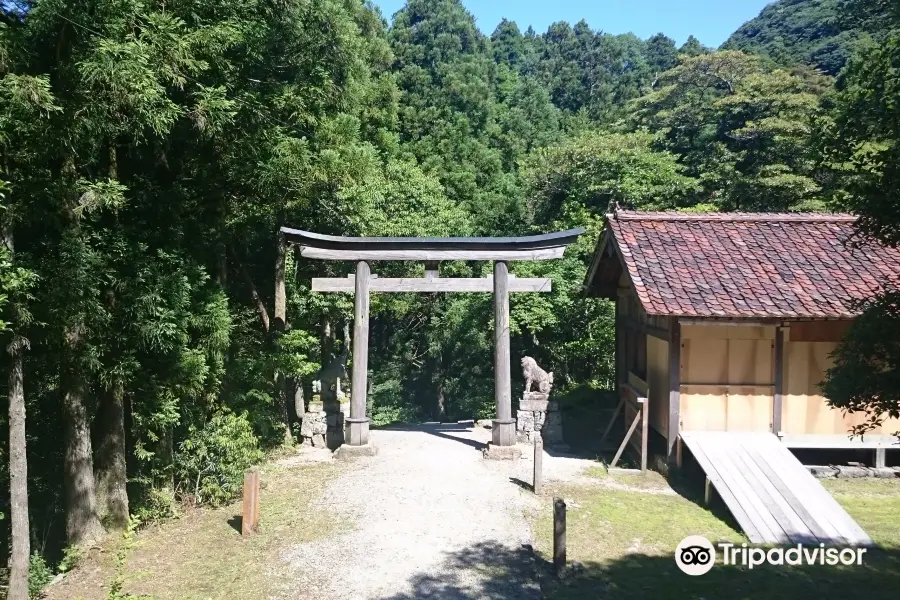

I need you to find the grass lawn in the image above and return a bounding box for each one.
[530,470,900,600]
[45,457,346,600]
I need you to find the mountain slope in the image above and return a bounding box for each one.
[723,0,871,75]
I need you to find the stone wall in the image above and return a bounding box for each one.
[516,392,563,445]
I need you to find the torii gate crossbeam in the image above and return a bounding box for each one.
[283,227,584,459]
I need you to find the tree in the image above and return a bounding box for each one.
[633,51,829,211]
[821,6,900,431]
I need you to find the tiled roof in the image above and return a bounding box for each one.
[606,211,900,319]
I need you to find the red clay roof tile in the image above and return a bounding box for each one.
[606,211,900,318]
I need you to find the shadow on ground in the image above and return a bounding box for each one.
[373,422,488,451]
[377,538,900,600]
[378,541,540,600]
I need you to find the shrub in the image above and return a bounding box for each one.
[132,485,178,525]
[175,412,264,507]
[29,553,53,599]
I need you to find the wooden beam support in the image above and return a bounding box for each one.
[492,261,515,447]
[312,275,552,293]
[424,261,439,281]
[347,260,370,446]
[773,326,785,435]
[667,318,682,467]
[616,315,669,341]
[300,246,565,262]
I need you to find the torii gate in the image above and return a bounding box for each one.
[282,227,584,458]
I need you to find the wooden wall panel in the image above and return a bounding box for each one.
[728,339,774,385]
[680,324,775,433]
[725,386,774,431]
[646,336,669,436]
[788,321,852,343]
[681,324,775,341]
[681,338,728,384]
[783,340,900,436]
[680,386,727,431]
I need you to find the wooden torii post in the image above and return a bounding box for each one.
[282,227,584,459]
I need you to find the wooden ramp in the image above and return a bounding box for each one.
[680,431,873,546]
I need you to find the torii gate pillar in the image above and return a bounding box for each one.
[346,260,371,447]
[490,260,517,452]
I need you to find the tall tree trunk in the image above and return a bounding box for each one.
[92,141,129,531]
[62,373,104,545]
[5,225,30,600]
[274,232,291,443]
[94,382,129,531]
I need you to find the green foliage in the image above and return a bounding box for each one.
[724,0,878,75]
[824,32,900,245]
[633,51,829,211]
[56,544,83,574]
[131,486,178,526]
[106,517,151,600]
[175,413,264,507]
[28,553,53,600]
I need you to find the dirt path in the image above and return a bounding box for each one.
[281,423,596,600]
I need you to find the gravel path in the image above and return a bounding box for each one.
[282,423,598,600]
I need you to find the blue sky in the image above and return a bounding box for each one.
[372,0,774,47]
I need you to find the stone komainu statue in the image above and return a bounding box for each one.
[521,356,553,394]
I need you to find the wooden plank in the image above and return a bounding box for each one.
[780,434,898,449]
[789,320,852,343]
[610,410,641,469]
[301,246,565,261]
[640,396,649,473]
[752,437,852,545]
[738,436,832,544]
[730,435,817,544]
[760,437,867,544]
[681,432,766,543]
[758,439,872,545]
[312,276,552,293]
[424,261,439,281]
[705,434,788,543]
[598,396,625,447]
[667,320,681,465]
[773,327,784,434]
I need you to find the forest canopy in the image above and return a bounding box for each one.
[0,0,896,596]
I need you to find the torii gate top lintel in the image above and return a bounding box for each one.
[280,226,585,261]
[283,226,583,456]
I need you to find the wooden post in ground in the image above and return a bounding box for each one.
[347,260,370,446]
[533,437,543,494]
[640,396,649,473]
[242,468,260,536]
[876,447,886,469]
[704,477,712,506]
[492,260,515,446]
[553,497,567,575]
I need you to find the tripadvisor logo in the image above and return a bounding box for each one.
[675,535,716,576]
[675,536,868,575]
